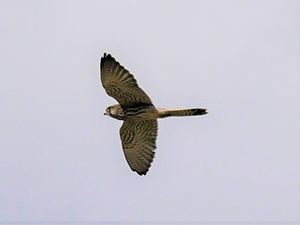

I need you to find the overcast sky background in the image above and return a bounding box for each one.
[0,0,299,224]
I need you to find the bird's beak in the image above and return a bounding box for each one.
[104,112,107,116]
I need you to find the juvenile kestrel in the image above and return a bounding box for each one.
[100,53,208,175]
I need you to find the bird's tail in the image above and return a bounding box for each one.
[158,107,208,118]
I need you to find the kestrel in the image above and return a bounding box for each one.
[100,53,208,175]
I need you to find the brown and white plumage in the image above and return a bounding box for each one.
[100,53,152,108]
[120,119,158,175]
[100,53,208,176]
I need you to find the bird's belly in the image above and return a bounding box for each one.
[124,106,159,120]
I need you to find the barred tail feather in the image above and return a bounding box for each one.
[158,108,208,118]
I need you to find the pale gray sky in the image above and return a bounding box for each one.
[0,0,299,224]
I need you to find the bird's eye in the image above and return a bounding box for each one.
[106,108,110,112]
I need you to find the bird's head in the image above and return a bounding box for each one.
[104,104,122,119]
[104,107,110,116]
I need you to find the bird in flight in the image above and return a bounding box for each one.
[100,53,208,175]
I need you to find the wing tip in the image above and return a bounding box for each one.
[136,170,149,176]
[100,52,113,70]
[135,160,155,176]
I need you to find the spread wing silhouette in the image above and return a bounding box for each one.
[100,53,153,107]
[119,119,158,175]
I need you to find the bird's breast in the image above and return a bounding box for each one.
[123,105,159,120]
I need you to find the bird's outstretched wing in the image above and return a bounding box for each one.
[100,53,153,107]
[120,119,158,175]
